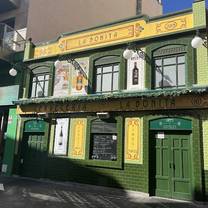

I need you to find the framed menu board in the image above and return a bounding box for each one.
[90,134,117,161]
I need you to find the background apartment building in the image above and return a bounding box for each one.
[26,0,162,44]
[0,0,28,51]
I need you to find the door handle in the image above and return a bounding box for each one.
[172,163,175,169]
[169,163,175,169]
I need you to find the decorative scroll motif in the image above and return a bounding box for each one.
[125,118,142,164]
[135,23,144,37]
[69,119,86,159]
[59,40,67,51]
[156,18,187,33]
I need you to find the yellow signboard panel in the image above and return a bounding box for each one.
[33,13,193,59]
[125,118,143,164]
[69,118,87,159]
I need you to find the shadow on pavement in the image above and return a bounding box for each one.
[0,176,208,208]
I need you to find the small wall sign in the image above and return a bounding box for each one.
[24,120,45,133]
[155,132,165,139]
[150,118,192,131]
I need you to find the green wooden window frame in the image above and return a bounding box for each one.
[88,49,126,94]
[145,37,195,90]
[95,62,119,93]
[85,116,123,169]
[26,63,54,99]
[31,73,50,98]
[153,53,186,89]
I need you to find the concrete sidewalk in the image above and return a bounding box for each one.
[0,176,207,208]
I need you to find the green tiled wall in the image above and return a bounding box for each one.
[45,116,148,192]
[193,0,206,28]
[196,46,208,86]
[202,118,208,170]
[14,115,148,193]
[202,114,208,199]
[193,0,208,86]
[2,108,18,176]
[45,159,148,192]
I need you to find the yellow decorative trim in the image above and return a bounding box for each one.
[155,18,187,33]
[32,14,193,59]
[69,118,87,159]
[125,118,143,164]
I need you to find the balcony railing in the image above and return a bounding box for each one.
[0,23,25,60]
[0,0,20,13]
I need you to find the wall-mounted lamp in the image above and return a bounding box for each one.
[9,68,18,76]
[123,45,151,64]
[191,31,207,49]
[54,60,63,69]
[9,63,28,77]
[123,48,134,60]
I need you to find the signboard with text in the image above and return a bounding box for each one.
[17,94,208,115]
[31,14,193,60]
[24,120,45,133]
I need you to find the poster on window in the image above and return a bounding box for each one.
[54,118,69,155]
[53,61,71,97]
[127,48,145,91]
[70,57,89,95]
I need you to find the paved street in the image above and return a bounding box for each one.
[0,176,207,208]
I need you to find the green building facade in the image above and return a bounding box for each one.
[2,0,208,201]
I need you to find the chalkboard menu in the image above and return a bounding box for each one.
[91,134,117,161]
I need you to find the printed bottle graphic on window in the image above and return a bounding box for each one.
[58,126,63,146]
[76,71,83,91]
[132,62,139,85]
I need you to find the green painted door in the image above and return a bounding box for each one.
[21,132,48,178]
[154,131,192,200]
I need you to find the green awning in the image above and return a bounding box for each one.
[14,86,208,106]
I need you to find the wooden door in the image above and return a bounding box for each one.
[154,131,192,200]
[171,134,192,200]
[21,132,48,178]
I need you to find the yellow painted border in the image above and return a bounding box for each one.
[32,13,193,59]
[68,118,87,159]
[125,117,143,164]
